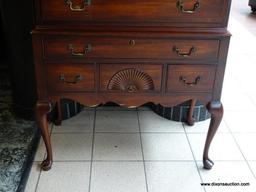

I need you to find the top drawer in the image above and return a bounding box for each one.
[36,0,231,27]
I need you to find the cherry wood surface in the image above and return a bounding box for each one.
[46,63,95,92]
[186,99,197,126]
[33,0,232,171]
[166,65,216,93]
[36,0,231,27]
[43,36,220,62]
[99,64,162,93]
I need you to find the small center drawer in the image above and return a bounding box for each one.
[167,65,216,93]
[46,64,95,92]
[100,64,162,93]
[43,36,220,61]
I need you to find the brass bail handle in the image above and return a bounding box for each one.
[67,44,92,56]
[179,76,201,86]
[59,74,83,85]
[173,46,196,57]
[176,0,200,13]
[65,0,91,12]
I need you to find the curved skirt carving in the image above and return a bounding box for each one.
[48,93,212,109]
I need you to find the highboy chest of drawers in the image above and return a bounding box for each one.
[33,0,232,171]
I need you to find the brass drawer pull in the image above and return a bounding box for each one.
[67,44,92,56]
[179,76,201,86]
[176,0,200,13]
[59,74,83,85]
[173,46,196,57]
[65,0,91,12]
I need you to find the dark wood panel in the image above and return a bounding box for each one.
[167,65,216,93]
[1,0,36,112]
[43,36,220,62]
[46,63,95,92]
[37,0,231,27]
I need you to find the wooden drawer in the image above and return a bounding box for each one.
[100,64,162,93]
[43,36,219,61]
[46,64,95,92]
[37,0,230,27]
[166,65,216,93]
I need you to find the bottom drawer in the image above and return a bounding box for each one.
[167,65,216,93]
[46,64,95,92]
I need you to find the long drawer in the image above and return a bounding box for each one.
[37,0,231,27]
[43,36,220,62]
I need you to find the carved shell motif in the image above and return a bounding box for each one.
[107,68,155,93]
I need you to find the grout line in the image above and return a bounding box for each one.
[226,126,256,179]
[51,132,95,134]
[137,109,149,192]
[223,118,233,134]
[246,93,256,107]
[95,131,185,134]
[183,123,207,192]
[88,109,96,192]
[95,132,140,134]
[50,131,189,134]
[184,132,229,134]
[222,118,256,134]
[224,131,256,134]
[32,159,247,163]
[33,163,42,192]
[92,160,196,162]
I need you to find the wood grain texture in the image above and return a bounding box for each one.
[46,63,95,92]
[43,36,220,62]
[100,64,162,93]
[166,65,216,93]
[37,0,231,27]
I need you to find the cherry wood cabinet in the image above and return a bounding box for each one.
[33,0,232,171]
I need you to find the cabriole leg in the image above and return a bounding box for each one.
[186,99,196,126]
[203,101,223,170]
[35,101,53,171]
[54,100,62,126]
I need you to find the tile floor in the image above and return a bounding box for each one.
[25,2,256,192]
